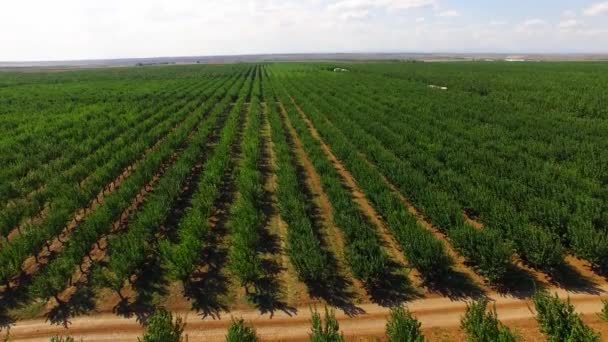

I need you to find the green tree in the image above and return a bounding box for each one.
[461,299,517,342]
[140,308,184,342]
[310,307,344,342]
[226,318,258,342]
[533,291,599,342]
[599,299,608,322]
[49,337,75,342]
[386,306,424,342]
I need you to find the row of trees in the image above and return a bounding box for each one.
[0,76,209,233]
[0,69,230,212]
[276,70,511,282]
[0,63,248,200]
[0,78,212,237]
[26,71,252,302]
[319,63,608,270]
[317,69,566,271]
[159,75,252,283]
[55,294,606,342]
[0,74,241,288]
[269,70,454,281]
[97,71,252,297]
[263,82,334,284]
[136,306,416,342]
[228,66,266,289]
[272,78,391,284]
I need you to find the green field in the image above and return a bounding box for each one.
[0,62,607,340]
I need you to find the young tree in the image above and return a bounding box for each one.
[50,336,77,342]
[533,291,599,342]
[226,318,258,342]
[386,306,424,342]
[310,306,344,342]
[461,299,517,342]
[140,308,185,342]
[49,337,75,342]
[600,299,608,322]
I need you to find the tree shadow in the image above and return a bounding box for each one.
[185,150,238,320]
[185,245,231,320]
[0,281,30,331]
[46,285,96,328]
[306,271,366,317]
[364,261,422,307]
[546,262,603,295]
[247,259,297,318]
[113,255,169,325]
[493,264,545,299]
[423,268,486,301]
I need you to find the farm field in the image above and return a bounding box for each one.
[0,62,607,341]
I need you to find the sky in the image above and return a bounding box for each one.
[1,0,608,61]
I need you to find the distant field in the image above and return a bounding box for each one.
[0,62,607,341]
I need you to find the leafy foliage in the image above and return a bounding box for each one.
[309,307,344,342]
[49,336,76,342]
[386,306,424,342]
[533,291,599,342]
[460,299,517,342]
[228,67,265,288]
[600,299,608,322]
[264,82,332,283]
[226,318,258,342]
[140,309,184,342]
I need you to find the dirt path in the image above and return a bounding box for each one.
[260,104,309,306]
[351,148,491,293]
[286,97,424,288]
[3,285,606,342]
[4,95,204,245]
[1,96,218,295]
[277,102,368,302]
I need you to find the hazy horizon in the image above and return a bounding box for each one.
[3,0,608,62]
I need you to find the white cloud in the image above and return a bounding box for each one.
[339,9,370,20]
[515,18,549,33]
[559,19,580,30]
[1,0,608,61]
[437,10,460,17]
[584,2,608,16]
[562,10,577,18]
[328,0,436,11]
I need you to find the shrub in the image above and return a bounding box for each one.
[450,224,512,282]
[49,337,76,342]
[226,318,258,342]
[460,299,517,342]
[600,299,608,322]
[140,308,185,342]
[386,306,424,342]
[310,307,344,342]
[533,291,599,342]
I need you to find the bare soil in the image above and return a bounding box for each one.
[3,285,606,341]
[277,102,368,304]
[288,98,424,288]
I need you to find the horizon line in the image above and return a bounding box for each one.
[3,51,608,65]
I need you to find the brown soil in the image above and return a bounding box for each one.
[2,91,233,295]
[287,98,423,288]
[4,94,208,244]
[3,285,607,342]
[356,153,491,293]
[277,102,368,303]
[260,104,309,306]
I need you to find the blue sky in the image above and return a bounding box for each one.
[1,0,608,61]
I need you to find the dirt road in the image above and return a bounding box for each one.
[2,285,606,341]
